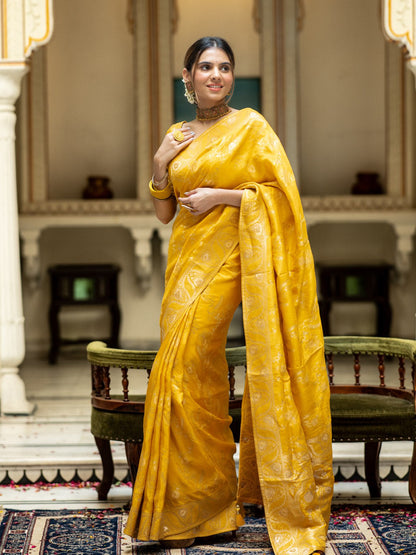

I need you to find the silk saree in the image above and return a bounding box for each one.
[124,108,333,554]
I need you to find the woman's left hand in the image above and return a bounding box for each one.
[179,187,243,215]
[178,188,219,216]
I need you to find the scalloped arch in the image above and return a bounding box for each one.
[383,0,416,80]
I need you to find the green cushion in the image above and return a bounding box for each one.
[331,393,416,442]
[91,395,146,442]
[92,392,416,445]
[91,406,145,442]
[331,393,414,418]
[92,404,242,444]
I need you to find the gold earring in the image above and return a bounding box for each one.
[182,78,196,104]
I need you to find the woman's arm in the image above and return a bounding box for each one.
[178,188,243,216]
[151,196,177,225]
[151,127,195,224]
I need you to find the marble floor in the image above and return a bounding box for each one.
[0,348,413,510]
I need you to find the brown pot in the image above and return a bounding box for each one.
[82,176,113,199]
[351,172,383,195]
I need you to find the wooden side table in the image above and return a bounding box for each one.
[316,263,392,337]
[48,264,121,364]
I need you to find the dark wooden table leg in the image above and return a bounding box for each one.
[376,300,392,337]
[109,302,121,348]
[48,304,60,364]
[318,300,331,335]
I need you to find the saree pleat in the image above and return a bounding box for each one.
[125,235,242,540]
[125,108,333,553]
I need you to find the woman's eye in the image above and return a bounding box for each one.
[198,64,231,72]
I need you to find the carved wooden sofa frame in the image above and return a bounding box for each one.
[87,336,416,504]
[325,336,416,502]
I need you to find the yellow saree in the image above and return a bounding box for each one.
[124,108,333,554]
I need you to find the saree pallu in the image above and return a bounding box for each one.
[124,108,334,554]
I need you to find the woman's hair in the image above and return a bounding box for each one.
[183,37,235,72]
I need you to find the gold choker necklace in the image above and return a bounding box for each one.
[196,103,231,121]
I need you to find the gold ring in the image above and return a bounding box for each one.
[173,129,185,142]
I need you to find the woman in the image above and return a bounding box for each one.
[124,37,333,555]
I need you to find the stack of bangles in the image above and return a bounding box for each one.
[149,172,174,200]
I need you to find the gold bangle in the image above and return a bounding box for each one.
[149,178,174,200]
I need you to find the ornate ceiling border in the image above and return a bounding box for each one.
[24,0,54,57]
[0,0,53,61]
[383,0,416,79]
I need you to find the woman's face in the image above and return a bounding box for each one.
[183,47,234,109]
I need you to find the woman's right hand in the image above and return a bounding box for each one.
[153,127,195,179]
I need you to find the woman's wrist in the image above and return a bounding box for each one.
[151,171,168,190]
[149,177,173,200]
[215,188,243,207]
[153,156,168,185]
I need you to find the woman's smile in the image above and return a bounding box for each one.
[206,84,224,93]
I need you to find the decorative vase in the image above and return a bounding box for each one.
[82,176,113,199]
[351,172,383,195]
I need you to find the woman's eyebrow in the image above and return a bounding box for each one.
[197,60,232,66]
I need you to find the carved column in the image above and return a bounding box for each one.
[158,226,172,267]
[133,0,174,207]
[259,0,300,179]
[131,227,155,292]
[392,222,416,284]
[0,65,34,414]
[383,0,415,206]
[0,0,53,414]
[20,228,42,289]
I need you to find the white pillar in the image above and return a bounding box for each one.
[0,65,34,415]
[393,222,416,285]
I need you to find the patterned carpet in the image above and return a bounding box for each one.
[1,505,415,554]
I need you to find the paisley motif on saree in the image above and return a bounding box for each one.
[124,109,333,554]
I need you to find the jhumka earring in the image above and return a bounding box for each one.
[182,78,196,104]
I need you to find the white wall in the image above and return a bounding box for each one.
[298,0,386,195]
[173,0,260,77]
[46,0,135,199]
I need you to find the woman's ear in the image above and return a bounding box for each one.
[182,68,190,83]
[182,68,196,104]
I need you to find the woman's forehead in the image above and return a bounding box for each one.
[196,47,231,64]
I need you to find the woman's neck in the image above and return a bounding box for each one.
[196,102,231,122]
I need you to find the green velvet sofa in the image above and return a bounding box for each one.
[87,336,416,504]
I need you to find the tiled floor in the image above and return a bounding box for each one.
[0,350,413,509]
